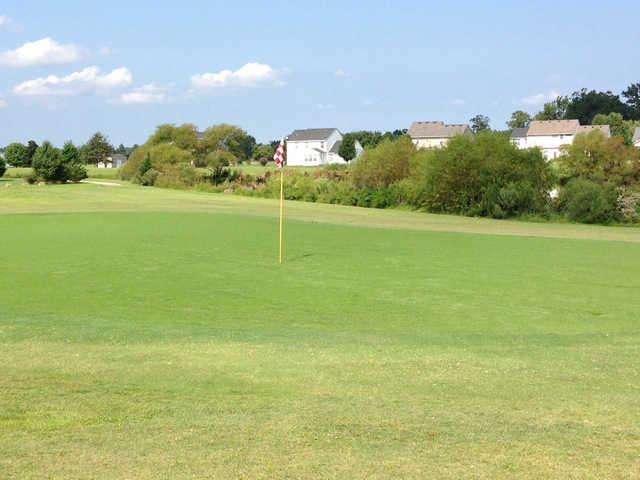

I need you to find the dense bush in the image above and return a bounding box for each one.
[352,136,415,188]
[0,155,6,177]
[32,142,67,182]
[557,178,619,224]
[557,130,640,185]
[4,143,26,167]
[410,131,554,218]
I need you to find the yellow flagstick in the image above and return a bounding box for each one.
[279,167,284,264]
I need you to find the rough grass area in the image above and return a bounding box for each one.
[3,166,120,179]
[1,184,640,478]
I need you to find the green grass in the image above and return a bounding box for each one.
[3,166,121,180]
[1,183,640,478]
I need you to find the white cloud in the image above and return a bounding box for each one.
[521,90,560,105]
[316,103,335,110]
[451,98,465,105]
[0,37,87,67]
[191,62,285,89]
[119,84,167,104]
[97,46,117,57]
[13,66,132,96]
[361,99,374,107]
[334,69,350,78]
[0,98,7,108]
[0,14,12,26]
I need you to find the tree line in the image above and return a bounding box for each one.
[505,82,640,145]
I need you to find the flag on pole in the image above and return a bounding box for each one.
[273,138,285,168]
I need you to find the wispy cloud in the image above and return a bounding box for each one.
[0,98,7,108]
[451,98,465,105]
[316,103,335,110]
[521,90,560,105]
[0,14,19,31]
[334,69,350,78]
[361,99,374,107]
[97,46,117,57]
[0,37,87,67]
[118,83,168,104]
[13,66,132,96]
[191,62,286,90]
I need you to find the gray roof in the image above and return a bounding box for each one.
[330,140,342,153]
[110,153,128,161]
[510,127,529,138]
[287,128,338,141]
[408,121,471,139]
[633,126,640,144]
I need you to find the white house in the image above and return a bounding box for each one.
[98,154,128,168]
[408,121,472,148]
[286,128,362,166]
[510,127,529,149]
[633,126,640,148]
[516,120,610,160]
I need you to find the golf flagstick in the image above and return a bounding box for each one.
[273,138,286,264]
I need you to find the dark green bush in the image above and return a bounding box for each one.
[0,156,6,177]
[558,178,619,224]
[140,168,159,186]
[411,131,554,218]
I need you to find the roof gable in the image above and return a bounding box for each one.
[527,120,579,136]
[408,121,470,138]
[287,128,339,142]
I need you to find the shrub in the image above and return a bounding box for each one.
[558,178,619,224]
[617,187,640,223]
[32,141,67,182]
[0,155,6,178]
[411,131,553,218]
[352,136,416,188]
[60,141,87,182]
[140,168,159,186]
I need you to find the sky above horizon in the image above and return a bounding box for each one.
[0,0,638,147]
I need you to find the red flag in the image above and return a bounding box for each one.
[273,138,285,168]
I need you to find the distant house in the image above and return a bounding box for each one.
[514,120,610,160]
[98,153,128,168]
[633,127,640,148]
[286,128,362,166]
[408,121,472,148]
[510,127,529,149]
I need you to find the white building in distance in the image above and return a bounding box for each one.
[286,128,362,166]
[633,126,640,148]
[511,120,610,160]
[408,121,472,148]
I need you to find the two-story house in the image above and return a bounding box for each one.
[408,121,472,148]
[516,120,610,160]
[286,128,362,166]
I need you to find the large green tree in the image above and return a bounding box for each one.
[470,114,490,133]
[534,96,569,120]
[565,89,631,124]
[622,82,640,119]
[83,132,113,165]
[338,133,357,162]
[60,141,87,182]
[22,140,39,167]
[4,142,26,167]
[592,112,634,145]
[252,144,275,162]
[507,110,531,129]
[32,142,66,181]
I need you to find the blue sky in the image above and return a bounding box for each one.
[0,0,638,147]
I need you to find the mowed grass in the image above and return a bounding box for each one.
[1,185,640,478]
